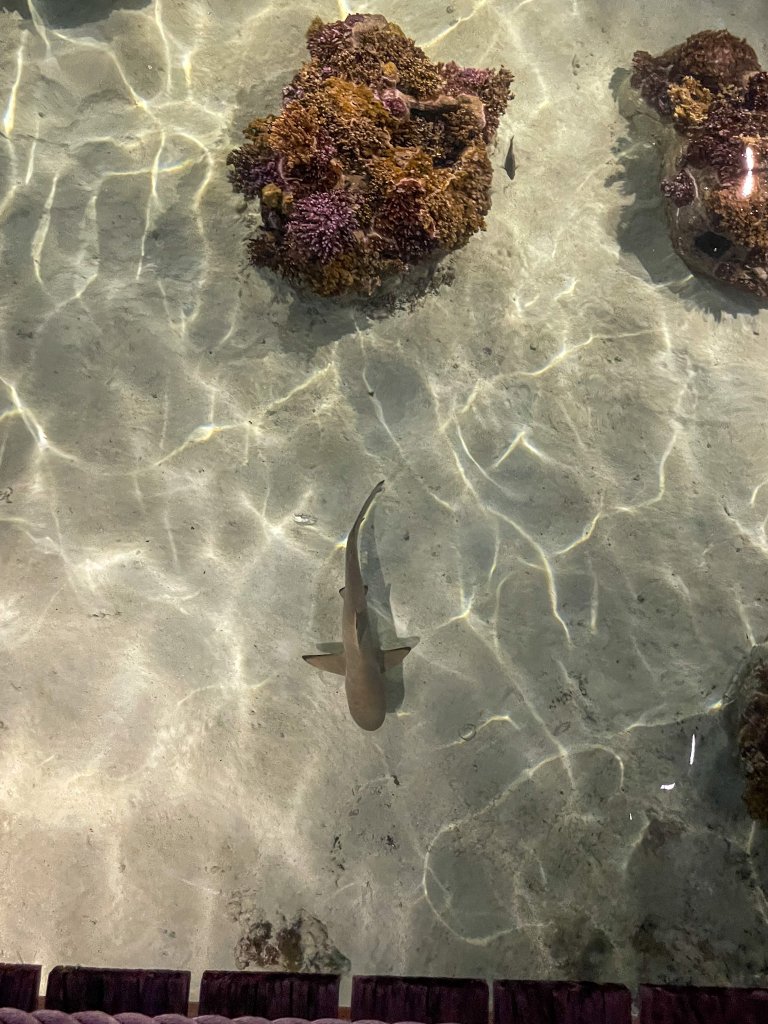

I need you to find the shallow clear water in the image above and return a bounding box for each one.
[1,0,767,1005]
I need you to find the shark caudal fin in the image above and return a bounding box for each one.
[382,646,411,670]
[303,652,346,675]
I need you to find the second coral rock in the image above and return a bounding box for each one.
[631,29,768,299]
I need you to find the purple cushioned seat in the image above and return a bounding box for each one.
[351,976,488,1024]
[639,983,768,1023]
[0,1010,40,1024]
[0,965,41,1013]
[493,980,632,1023]
[198,972,340,1020]
[44,968,190,1015]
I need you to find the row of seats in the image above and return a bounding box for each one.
[0,963,766,1023]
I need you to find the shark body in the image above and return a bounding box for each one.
[303,480,411,731]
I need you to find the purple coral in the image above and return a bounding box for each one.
[378,90,410,118]
[306,18,353,60]
[661,169,696,206]
[227,152,281,200]
[441,61,493,94]
[439,60,514,141]
[285,191,359,262]
[685,103,767,185]
[376,178,436,261]
[746,72,768,111]
[294,135,341,190]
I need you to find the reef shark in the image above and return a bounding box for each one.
[303,480,411,731]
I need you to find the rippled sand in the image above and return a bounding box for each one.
[1,0,767,1004]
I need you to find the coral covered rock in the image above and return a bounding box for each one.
[630,29,768,298]
[227,13,514,297]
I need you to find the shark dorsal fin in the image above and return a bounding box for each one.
[355,610,369,643]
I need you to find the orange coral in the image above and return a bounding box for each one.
[709,184,768,249]
[668,76,714,126]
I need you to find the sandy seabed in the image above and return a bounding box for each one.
[1,0,768,1005]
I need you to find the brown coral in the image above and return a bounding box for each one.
[304,13,442,99]
[708,184,768,250]
[668,29,759,93]
[631,29,759,113]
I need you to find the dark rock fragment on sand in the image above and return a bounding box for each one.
[726,641,768,823]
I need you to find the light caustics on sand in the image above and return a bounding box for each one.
[0,0,228,331]
[2,2,768,974]
[0,0,691,636]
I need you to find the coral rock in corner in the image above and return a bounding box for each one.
[728,641,768,823]
[227,13,514,297]
[630,29,768,298]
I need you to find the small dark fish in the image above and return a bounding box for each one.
[504,137,516,180]
[303,481,411,731]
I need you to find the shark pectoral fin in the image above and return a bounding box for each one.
[382,646,411,670]
[339,586,367,597]
[303,652,347,675]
